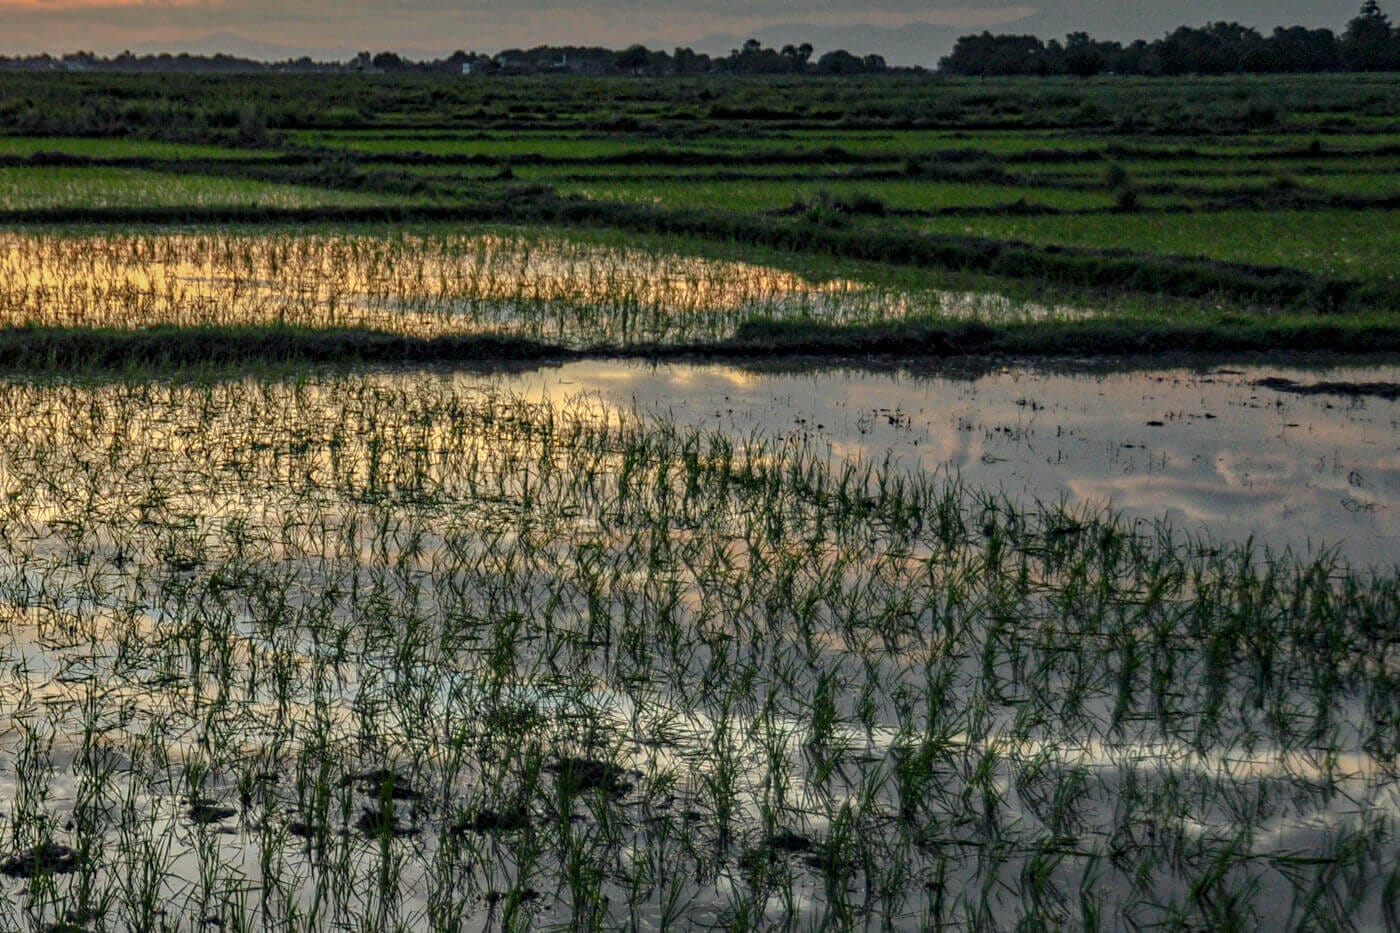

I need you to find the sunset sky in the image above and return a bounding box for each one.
[0,0,1378,65]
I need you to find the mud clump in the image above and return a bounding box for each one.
[545,757,635,797]
[1,843,79,878]
[188,799,239,826]
[454,805,531,834]
[766,829,814,853]
[485,888,540,907]
[340,768,422,801]
[1255,376,1400,401]
[354,806,421,839]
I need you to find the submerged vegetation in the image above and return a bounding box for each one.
[0,230,1071,346]
[0,227,1395,370]
[0,378,1397,929]
[0,69,1397,930]
[0,70,1398,360]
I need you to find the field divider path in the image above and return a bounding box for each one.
[5,320,1400,371]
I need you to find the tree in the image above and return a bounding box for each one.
[614,44,650,73]
[728,39,789,73]
[815,49,865,74]
[1064,31,1119,76]
[1254,27,1340,72]
[938,33,1053,76]
[1111,39,1162,75]
[1158,22,1263,75]
[371,51,406,71]
[1342,1,1400,70]
[779,42,814,71]
[672,46,710,74]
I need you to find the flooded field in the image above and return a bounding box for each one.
[0,365,1397,930]
[0,232,1080,347]
[508,359,1400,567]
[3,67,1400,932]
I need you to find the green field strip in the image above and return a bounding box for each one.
[0,166,402,210]
[915,208,1400,282]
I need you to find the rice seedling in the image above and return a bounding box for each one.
[916,208,1400,283]
[0,372,1394,928]
[0,230,1084,348]
[553,179,1115,213]
[0,168,391,211]
[0,67,1394,931]
[0,138,258,160]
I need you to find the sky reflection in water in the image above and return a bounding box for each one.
[502,359,1400,567]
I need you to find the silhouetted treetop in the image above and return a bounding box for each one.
[2,3,1396,77]
[939,2,1399,75]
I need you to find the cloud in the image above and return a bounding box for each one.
[0,0,1022,58]
[0,0,1377,59]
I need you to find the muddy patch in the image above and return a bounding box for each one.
[1255,375,1400,400]
[1,844,79,879]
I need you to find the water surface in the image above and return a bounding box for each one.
[0,360,1396,930]
[504,358,1400,566]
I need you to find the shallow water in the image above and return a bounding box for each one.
[0,362,1396,930]
[500,359,1400,567]
[0,231,1077,344]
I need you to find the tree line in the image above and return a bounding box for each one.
[941,2,1400,76]
[2,3,1398,77]
[0,41,891,77]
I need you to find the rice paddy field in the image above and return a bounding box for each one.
[0,71,1398,930]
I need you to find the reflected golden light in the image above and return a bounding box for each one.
[0,231,1087,346]
[0,368,1396,927]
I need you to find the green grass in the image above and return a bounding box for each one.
[1122,157,1400,178]
[556,178,1116,212]
[699,129,1110,156]
[1295,171,1400,197]
[1,73,1399,333]
[0,136,265,159]
[0,167,399,210]
[916,208,1400,282]
[386,164,512,180]
[4,312,1400,372]
[295,128,1112,161]
[294,135,662,159]
[0,73,1399,931]
[1249,131,1400,149]
[6,226,1396,364]
[508,163,904,181]
[288,129,601,143]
